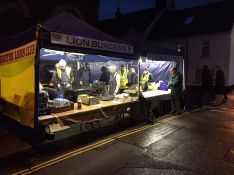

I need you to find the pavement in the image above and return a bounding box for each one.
[1,92,234,175]
[0,126,32,167]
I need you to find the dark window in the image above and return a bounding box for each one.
[184,16,194,25]
[201,41,210,58]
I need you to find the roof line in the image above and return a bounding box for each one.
[145,8,166,39]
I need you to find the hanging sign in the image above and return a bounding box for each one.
[51,32,134,54]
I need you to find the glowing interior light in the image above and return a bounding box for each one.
[139,57,142,63]
[42,49,65,56]
[67,52,85,56]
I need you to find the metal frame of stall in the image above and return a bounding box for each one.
[42,30,142,140]
[0,11,137,142]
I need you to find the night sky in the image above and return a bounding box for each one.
[99,0,224,20]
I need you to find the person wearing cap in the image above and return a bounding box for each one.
[118,63,129,93]
[51,59,74,92]
[169,67,183,115]
[140,68,156,91]
[74,62,92,89]
[108,65,121,96]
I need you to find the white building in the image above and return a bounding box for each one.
[100,0,234,87]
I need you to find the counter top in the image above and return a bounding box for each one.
[38,97,138,123]
[142,90,171,98]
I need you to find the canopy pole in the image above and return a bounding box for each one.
[34,24,42,130]
[138,55,141,98]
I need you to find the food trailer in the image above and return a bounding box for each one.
[0,11,138,142]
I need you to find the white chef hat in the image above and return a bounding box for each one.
[58,59,66,69]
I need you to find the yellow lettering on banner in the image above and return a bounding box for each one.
[0,41,36,66]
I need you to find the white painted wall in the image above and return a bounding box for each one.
[188,33,230,86]
[229,25,234,86]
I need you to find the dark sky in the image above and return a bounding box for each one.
[99,0,224,20]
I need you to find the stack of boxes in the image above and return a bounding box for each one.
[39,90,49,116]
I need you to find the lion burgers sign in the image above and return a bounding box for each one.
[51,32,134,54]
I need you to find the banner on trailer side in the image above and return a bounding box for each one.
[0,41,36,128]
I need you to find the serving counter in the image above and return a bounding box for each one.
[140,90,171,119]
[142,90,171,107]
[38,97,139,130]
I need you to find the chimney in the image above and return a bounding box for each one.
[115,7,122,19]
[156,0,175,11]
[156,0,167,10]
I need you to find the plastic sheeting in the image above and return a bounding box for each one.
[85,61,138,81]
[40,48,133,62]
[140,60,178,82]
[40,49,138,81]
[40,49,183,84]
[80,55,137,80]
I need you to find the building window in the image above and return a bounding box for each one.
[201,41,210,58]
[184,16,194,25]
[176,43,184,54]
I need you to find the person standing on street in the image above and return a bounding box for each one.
[169,67,183,115]
[199,65,213,104]
[214,66,228,100]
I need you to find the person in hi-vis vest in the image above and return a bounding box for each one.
[140,68,156,91]
[51,59,74,92]
[118,64,129,93]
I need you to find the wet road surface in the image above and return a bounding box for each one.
[3,95,234,175]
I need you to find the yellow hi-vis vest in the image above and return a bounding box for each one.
[118,69,128,89]
[56,66,72,80]
[140,73,156,91]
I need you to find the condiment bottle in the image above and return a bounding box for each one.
[77,96,82,110]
